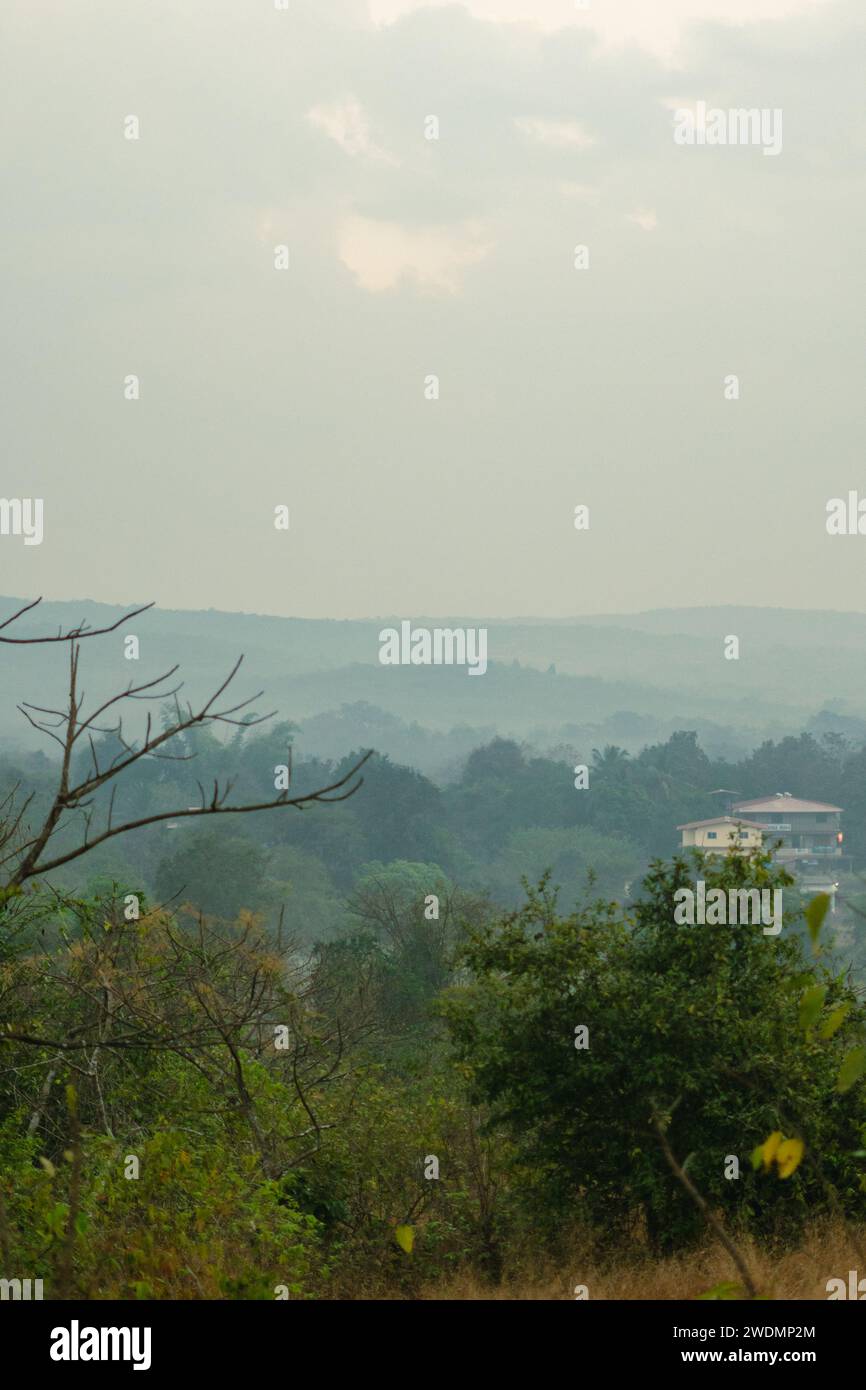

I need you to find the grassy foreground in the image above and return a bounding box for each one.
[412,1222,865,1301]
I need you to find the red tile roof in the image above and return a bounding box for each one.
[733,797,842,814]
[677,816,769,831]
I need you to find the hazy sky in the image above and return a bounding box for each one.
[2,0,863,619]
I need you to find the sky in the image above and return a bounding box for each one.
[1,0,863,619]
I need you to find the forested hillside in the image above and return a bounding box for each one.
[5,598,866,773]
[2,620,866,1301]
[4,719,866,963]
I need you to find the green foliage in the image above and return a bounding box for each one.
[154,829,272,918]
[439,853,866,1252]
[805,893,831,953]
[4,769,866,1299]
[837,1048,866,1095]
[696,1281,744,1300]
[483,825,642,911]
[0,1108,321,1299]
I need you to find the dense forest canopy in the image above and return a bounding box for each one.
[2,610,865,1301]
[4,721,866,960]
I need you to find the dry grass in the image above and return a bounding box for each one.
[417,1220,866,1300]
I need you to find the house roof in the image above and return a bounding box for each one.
[677,816,769,832]
[733,797,843,814]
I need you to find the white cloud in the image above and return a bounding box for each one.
[628,208,658,231]
[558,182,601,203]
[307,98,399,165]
[338,215,493,293]
[369,0,833,63]
[514,116,595,149]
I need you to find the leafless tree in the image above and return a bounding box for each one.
[0,595,156,645]
[0,609,370,895]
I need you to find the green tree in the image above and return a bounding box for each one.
[154,829,271,918]
[344,860,491,1035]
[440,850,866,1253]
[484,825,642,910]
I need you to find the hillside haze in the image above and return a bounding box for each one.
[2,597,863,773]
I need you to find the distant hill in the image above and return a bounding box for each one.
[1,597,863,768]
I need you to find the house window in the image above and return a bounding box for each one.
[706,832,717,840]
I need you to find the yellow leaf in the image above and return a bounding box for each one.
[38,1156,56,1177]
[776,1137,804,1179]
[761,1131,783,1172]
[837,1046,866,1094]
[805,893,830,952]
[820,1005,850,1041]
[798,983,827,1031]
[394,1224,414,1254]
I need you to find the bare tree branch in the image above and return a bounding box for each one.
[652,1105,758,1299]
[2,629,373,892]
[0,597,155,644]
